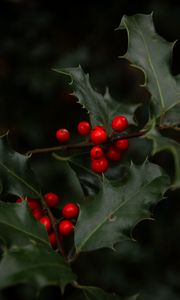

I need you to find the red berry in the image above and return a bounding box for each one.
[16,198,23,203]
[90,146,104,159]
[32,208,43,220]
[111,116,128,132]
[56,128,70,143]
[106,145,122,161]
[48,232,57,248]
[114,139,129,150]
[44,192,60,207]
[27,198,40,210]
[40,216,51,232]
[77,121,91,136]
[62,203,79,219]
[91,157,109,173]
[58,220,74,236]
[90,126,108,144]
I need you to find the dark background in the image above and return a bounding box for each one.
[0,0,180,299]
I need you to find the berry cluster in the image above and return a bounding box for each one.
[56,115,129,173]
[16,192,79,249]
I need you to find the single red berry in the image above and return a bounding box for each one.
[16,198,23,203]
[48,231,57,248]
[111,116,128,132]
[114,139,129,151]
[56,128,70,143]
[32,208,43,220]
[44,192,60,207]
[90,146,104,159]
[77,121,91,136]
[39,216,51,232]
[62,203,79,219]
[27,198,40,210]
[90,126,108,144]
[91,157,109,173]
[106,145,122,161]
[58,220,74,236]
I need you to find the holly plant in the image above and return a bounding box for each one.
[0,13,179,300]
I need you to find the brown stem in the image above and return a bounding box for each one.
[26,141,94,156]
[47,207,65,256]
[111,130,145,141]
[159,124,180,132]
[40,196,65,256]
[26,130,146,156]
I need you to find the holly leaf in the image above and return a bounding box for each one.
[145,127,180,189]
[162,103,180,128]
[0,132,40,198]
[0,243,76,291]
[117,13,180,122]
[54,66,139,133]
[0,201,49,248]
[68,155,102,197]
[0,201,76,291]
[75,160,169,253]
[77,285,138,300]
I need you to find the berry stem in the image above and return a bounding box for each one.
[26,130,146,156]
[39,195,65,257]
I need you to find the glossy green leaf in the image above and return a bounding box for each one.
[78,285,138,300]
[0,201,76,290]
[0,132,40,198]
[54,66,139,133]
[0,201,49,248]
[0,243,76,291]
[117,13,180,121]
[75,160,169,253]
[163,103,180,128]
[68,155,102,197]
[146,127,180,189]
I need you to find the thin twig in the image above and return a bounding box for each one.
[26,130,146,156]
[40,195,65,257]
[26,141,94,155]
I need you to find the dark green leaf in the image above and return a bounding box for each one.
[54,66,139,133]
[68,155,102,197]
[0,201,49,248]
[79,285,138,300]
[163,103,180,128]
[117,13,180,120]
[0,133,40,198]
[145,127,180,189]
[75,160,169,253]
[0,243,76,291]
